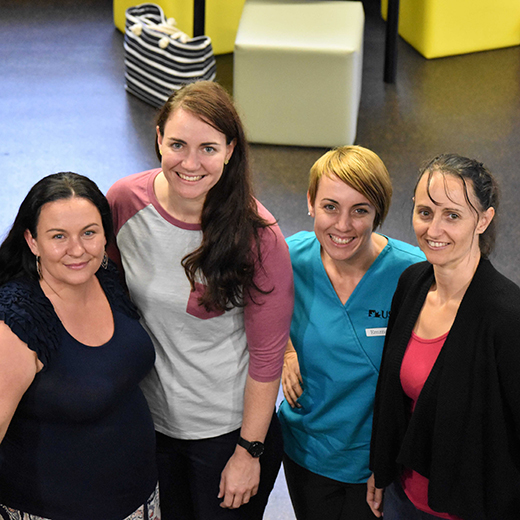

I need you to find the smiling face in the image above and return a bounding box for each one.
[309,174,377,266]
[156,107,235,207]
[24,197,106,289]
[413,171,494,269]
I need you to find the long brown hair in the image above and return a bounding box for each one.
[156,81,272,311]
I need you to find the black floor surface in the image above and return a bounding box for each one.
[1,0,520,283]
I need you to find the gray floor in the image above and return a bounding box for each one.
[1,0,520,518]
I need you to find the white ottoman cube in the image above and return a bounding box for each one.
[234,0,364,148]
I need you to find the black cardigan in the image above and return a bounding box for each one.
[370,259,520,520]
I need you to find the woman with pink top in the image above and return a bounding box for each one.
[368,154,520,519]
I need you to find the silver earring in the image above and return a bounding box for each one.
[101,251,109,270]
[308,211,311,216]
[35,256,42,279]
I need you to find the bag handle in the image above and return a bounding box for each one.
[127,5,190,45]
[156,19,190,42]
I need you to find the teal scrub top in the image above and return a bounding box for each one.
[278,231,424,483]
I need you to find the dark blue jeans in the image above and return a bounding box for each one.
[156,412,283,520]
[384,480,451,520]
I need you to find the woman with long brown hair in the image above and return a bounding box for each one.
[107,81,293,520]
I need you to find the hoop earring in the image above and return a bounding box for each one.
[101,251,109,270]
[35,256,42,279]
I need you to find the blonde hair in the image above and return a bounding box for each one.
[308,146,393,230]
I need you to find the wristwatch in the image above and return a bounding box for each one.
[237,436,265,458]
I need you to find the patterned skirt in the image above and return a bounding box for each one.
[0,483,160,520]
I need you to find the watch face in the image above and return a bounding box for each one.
[249,441,264,458]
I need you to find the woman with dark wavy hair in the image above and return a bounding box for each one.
[368,154,520,520]
[0,172,158,520]
[107,81,294,520]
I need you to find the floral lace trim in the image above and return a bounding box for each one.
[0,264,139,368]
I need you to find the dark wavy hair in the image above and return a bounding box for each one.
[415,154,499,258]
[155,81,271,311]
[0,172,112,286]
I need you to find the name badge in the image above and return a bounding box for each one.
[365,327,387,337]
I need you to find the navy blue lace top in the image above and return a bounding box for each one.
[0,266,157,520]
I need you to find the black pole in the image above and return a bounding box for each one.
[193,0,205,37]
[384,0,400,83]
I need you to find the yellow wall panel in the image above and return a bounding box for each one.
[382,0,520,58]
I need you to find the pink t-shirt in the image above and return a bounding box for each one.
[400,331,462,520]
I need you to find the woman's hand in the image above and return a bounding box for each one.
[282,339,303,408]
[218,447,261,508]
[217,376,278,509]
[366,473,384,517]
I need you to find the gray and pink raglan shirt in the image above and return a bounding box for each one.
[107,169,293,440]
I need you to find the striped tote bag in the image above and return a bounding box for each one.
[123,3,217,107]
